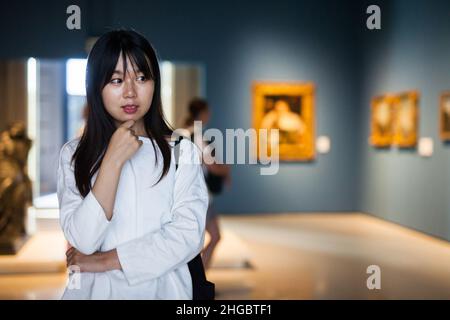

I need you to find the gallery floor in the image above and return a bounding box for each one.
[0,213,450,299]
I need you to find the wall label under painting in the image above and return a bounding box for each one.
[252,82,315,161]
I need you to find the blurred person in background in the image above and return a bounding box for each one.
[181,98,231,270]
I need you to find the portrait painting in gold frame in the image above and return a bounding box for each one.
[370,94,396,147]
[252,82,315,161]
[439,91,450,141]
[370,91,419,148]
[393,91,419,148]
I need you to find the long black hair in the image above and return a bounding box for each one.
[73,29,173,197]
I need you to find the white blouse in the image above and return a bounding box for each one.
[57,136,209,299]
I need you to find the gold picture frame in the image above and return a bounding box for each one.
[393,91,419,148]
[440,91,450,141]
[252,82,315,161]
[370,91,419,148]
[370,94,396,147]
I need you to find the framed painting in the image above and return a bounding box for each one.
[252,82,315,161]
[393,91,419,148]
[440,91,450,141]
[370,94,396,147]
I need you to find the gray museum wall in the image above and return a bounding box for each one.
[357,0,450,240]
[0,0,361,214]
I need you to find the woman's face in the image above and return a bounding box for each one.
[102,53,154,128]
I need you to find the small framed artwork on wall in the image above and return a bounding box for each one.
[252,82,315,161]
[370,90,419,148]
[370,94,396,147]
[393,91,419,148]
[440,91,450,141]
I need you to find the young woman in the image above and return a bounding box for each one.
[57,30,208,299]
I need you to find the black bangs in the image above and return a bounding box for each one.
[99,32,155,89]
[121,47,154,80]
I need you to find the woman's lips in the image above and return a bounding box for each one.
[122,105,138,114]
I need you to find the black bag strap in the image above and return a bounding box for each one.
[174,135,184,171]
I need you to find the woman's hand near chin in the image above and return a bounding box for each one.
[103,119,143,169]
[91,119,142,221]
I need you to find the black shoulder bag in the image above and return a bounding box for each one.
[174,136,215,300]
